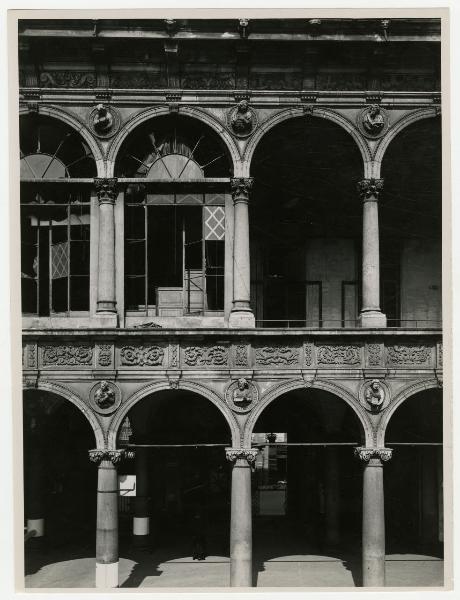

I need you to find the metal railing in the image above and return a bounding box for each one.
[255,318,442,329]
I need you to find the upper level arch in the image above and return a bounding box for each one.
[19,107,103,177]
[243,107,372,178]
[108,107,240,178]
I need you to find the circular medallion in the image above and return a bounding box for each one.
[357,105,388,139]
[87,104,121,139]
[90,380,121,415]
[359,379,390,413]
[227,101,258,139]
[225,378,259,413]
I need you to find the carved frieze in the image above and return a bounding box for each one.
[316,345,361,366]
[120,345,165,367]
[437,343,443,368]
[225,378,259,414]
[42,345,93,367]
[40,71,96,88]
[183,345,228,367]
[97,344,112,367]
[255,345,299,366]
[386,344,432,366]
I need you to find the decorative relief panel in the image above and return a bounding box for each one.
[169,344,179,368]
[97,344,113,368]
[255,345,299,366]
[89,381,121,415]
[27,344,37,368]
[316,344,361,366]
[183,345,229,367]
[235,344,249,367]
[367,343,382,367]
[304,342,314,367]
[225,378,259,414]
[42,345,93,367]
[359,379,390,413]
[386,344,432,366]
[120,345,165,367]
[437,343,443,368]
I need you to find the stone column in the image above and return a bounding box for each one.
[355,447,392,587]
[95,178,117,314]
[357,179,386,327]
[229,178,255,328]
[89,449,133,588]
[226,448,259,586]
[133,445,151,546]
[324,446,340,547]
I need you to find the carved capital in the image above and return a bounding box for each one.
[357,178,384,201]
[94,178,118,204]
[88,448,135,465]
[231,178,254,204]
[225,447,259,464]
[354,447,393,462]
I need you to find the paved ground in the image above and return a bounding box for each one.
[24,525,444,589]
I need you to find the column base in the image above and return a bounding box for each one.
[27,518,45,537]
[93,313,119,327]
[96,561,119,588]
[229,311,255,328]
[359,310,387,328]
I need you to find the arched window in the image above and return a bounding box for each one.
[20,115,96,315]
[115,115,232,317]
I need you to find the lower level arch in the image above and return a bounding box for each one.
[107,380,240,449]
[242,378,373,447]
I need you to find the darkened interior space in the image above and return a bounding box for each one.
[117,392,231,554]
[23,391,96,572]
[381,117,441,326]
[251,390,363,570]
[250,117,363,327]
[385,389,443,555]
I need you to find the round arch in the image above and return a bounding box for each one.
[107,380,240,449]
[243,107,372,178]
[373,107,440,167]
[106,106,241,177]
[19,105,105,176]
[377,378,441,447]
[23,380,104,448]
[242,378,373,447]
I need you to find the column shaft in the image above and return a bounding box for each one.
[230,178,255,327]
[96,459,119,588]
[362,457,385,586]
[230,458,252,586]
[95,178,117,313]
[358,179,386,327]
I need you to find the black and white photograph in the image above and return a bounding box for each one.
[7,7,452,593]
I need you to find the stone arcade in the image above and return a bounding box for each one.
[20,17,443,589]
